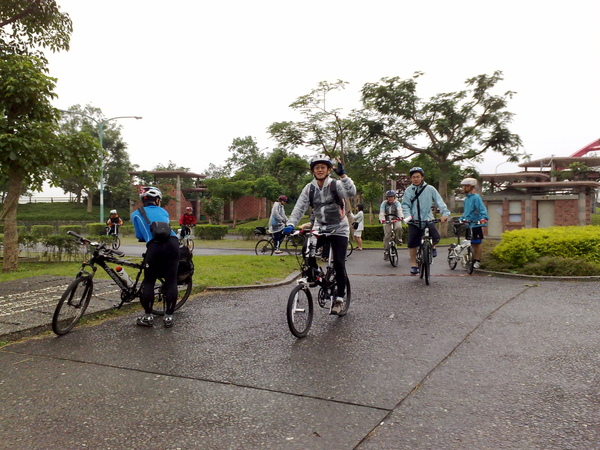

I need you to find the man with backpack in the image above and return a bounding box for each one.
[131,186,179,328]
[283,154,356,315]
[401,167,450,275]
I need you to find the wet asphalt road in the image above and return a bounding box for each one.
[0,248,598,448]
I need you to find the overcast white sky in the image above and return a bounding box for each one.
[42,0,600,194]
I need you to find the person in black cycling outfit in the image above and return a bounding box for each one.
[131,186,179,328]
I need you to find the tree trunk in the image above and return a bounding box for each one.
[86,190,93,213]
[2,170,22,272]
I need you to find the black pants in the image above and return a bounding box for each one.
[141,236,179,315]
[307,234,348,298]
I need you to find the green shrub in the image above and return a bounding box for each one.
[31,225,54,237]
[86,223,107,236]
[491,226,600,268]
[519,256,600,276]
[39,234,81,261]
[195,225,228,240]
[16,225,27,234]
[120,224,134,236]
[235,226,258,240]
[58,225,83,235]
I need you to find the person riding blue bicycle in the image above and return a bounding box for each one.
[401,167,451,275]
[283,154,356,315]
[379,189,403,261]
[457,177,488,269]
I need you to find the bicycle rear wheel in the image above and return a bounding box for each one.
[466,246,475,274]
[112,236,121,250]
[52,275,94,335]
[151,278,193,315]
[287,285,313,338]
[389,243,398,267]
[255,239,274,256]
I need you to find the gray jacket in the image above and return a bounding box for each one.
[288,176,356,237]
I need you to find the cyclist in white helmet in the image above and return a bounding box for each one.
[458,178,488,269]
[106,209,123,235]
[283,154,356,315]
[131,186,179,328]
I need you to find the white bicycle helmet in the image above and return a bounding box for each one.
[309,154,333,170]
[139,186,162,199]
[461,178,478,187]
[110,209,117,214]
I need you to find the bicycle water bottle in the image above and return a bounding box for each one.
[115,266,133,288]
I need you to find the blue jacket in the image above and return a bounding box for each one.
[131,205,177,243]
[459,193,488,227]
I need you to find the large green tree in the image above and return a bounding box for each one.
[358,71,523,202]
[268,80,354,165]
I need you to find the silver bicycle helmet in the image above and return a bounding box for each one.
[385,190,396,197]
[309,154,333,170]
[461,177,478,186]
[409,166,424,176]
[139,186,162,199]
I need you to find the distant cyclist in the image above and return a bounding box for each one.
[106,209,123,235]
[379,190,403,261]
[131,187,179,328]
[283,154,356,315]
[269,195,288,254]
[179,206,197,238]
[401,167,450,275]
[457,178,488,269]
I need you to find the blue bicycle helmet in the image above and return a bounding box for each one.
[409,167,424,176]
[385,190,396,197]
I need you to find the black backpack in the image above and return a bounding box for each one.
[177,245,194,283]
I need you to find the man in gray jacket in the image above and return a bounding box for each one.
[283,154,356,315]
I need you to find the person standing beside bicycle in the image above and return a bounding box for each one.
[458,178,488,269]
[401,167,450,275]
[106,209,123,235]
[269,195,289,254]
[379,190,403,261]
[350,203,365,251]
[131,186,179,328]
[283,154,356,315]
[179,206,197,238]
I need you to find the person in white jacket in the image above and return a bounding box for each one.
[283,154,356,315]
[268,195,288,254]
[350,203,365,250]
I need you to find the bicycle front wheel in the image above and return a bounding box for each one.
[420,242,431,285]
[112,236,121,250]
[447,249,458,270]
[346,240,354,258]
[389,244,398,267]
[287,285,313,338]
[186,237,194,252]
[255,239,274,256]
[151,278,193,315]
[285,234,304,256]
[467,246,475,275]
[52,275,94,335]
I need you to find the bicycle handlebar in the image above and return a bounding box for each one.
[66,230,126,257]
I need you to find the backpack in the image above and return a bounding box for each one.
[177,245,194,283]
[308,179,345,210]
[137,207,172,242]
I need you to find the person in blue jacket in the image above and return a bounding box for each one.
[458,178,488,269]
[131,186,179,328]
[401,167,451,275]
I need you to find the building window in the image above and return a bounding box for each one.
[509,201,522,222]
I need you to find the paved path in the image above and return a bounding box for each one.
[0,249,598,448]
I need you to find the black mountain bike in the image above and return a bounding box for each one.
[286,229,351,338]
[384,214,402,267]
[52,231,193,335]
[414,219,441,285]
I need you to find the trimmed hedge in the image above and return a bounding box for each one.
[195,225,228,240]
[491,226,600,268]
[31,225,54,237]
[58,225,83,235]
[86,223,107,236]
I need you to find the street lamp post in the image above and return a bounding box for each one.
[58,110,142,223]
